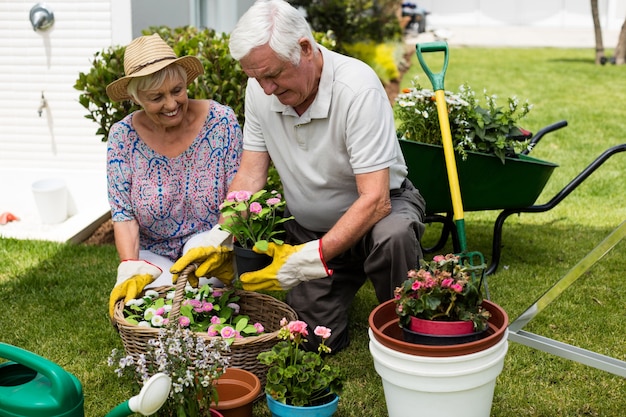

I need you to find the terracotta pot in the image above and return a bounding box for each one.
[211,367,261,417]
[233,243,272,275]
[368,299,508,357]
[211,410,225,417]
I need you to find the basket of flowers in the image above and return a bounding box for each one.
[112,263,298,387]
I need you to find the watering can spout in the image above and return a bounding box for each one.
[106,373,171,417]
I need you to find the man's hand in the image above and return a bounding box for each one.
[239,240,332,292]
[170,225,234,286]
[109,260,162,318]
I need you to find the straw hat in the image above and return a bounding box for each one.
[106,33,204,102]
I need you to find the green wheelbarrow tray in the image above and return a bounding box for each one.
[400,139,559,215]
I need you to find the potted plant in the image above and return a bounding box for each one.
[108,326,230,417]
[219,190,294,273]
[393,254,491,344]
[122,283,265,344]
[394,78,558,214]
[257,319,344,417]
[368,254,509,417]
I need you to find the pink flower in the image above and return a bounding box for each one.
[234,190,252,202]
[441,278,454,288]
[314,326,331,340]
[249,202,262,214]
[287,320,308,337]
[266,197,281,206]
[227,303,240,314]
[220,326,236,339]
[202,301,214,312]
[433,255,445,262]
[210,316,221,324]
[155,307,165,316]
[178,316,191,327]
[411,280,422,291]
[279,317,288,327]
[226,191,238,201]
[451,283,463,293]
[253,323,264,333]
[207,325,219,337]
[213,289,223,297]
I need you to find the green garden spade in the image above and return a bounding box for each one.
[415,41,488,296]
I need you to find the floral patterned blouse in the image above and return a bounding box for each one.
[107,101,242,260]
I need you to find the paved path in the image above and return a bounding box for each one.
[406,26,620,48]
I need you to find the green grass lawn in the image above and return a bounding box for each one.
[1,46,625,416]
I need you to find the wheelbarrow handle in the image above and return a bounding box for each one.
[415,41,449,91]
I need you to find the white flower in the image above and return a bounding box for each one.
[151,315,165,327]
[144,307,157,320]
[137,321,151,327]
[144,290,160,299]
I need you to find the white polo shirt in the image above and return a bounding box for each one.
[242,45,408,232]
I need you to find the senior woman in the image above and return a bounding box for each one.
[105,34,243,317]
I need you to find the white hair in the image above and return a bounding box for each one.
[229,0,318,65]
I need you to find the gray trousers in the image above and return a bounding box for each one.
[284,179,426,352]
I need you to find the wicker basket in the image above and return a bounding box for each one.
[112,264,297,387]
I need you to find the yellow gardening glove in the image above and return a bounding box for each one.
[239,240,332,292]
[109,260,162,318]
[171,246,235,287]
[170,226,234,286]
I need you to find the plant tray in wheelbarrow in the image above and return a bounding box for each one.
[400,140,559,214]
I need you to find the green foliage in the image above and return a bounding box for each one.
[288,0,402,53]
[394,254,490,331]
[219,190,293,251]
[74,45,138,141]
[257,320,344,407]
[395,78,533,163]
[74,26,248,141]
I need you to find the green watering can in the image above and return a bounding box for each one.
[0,343,170,417]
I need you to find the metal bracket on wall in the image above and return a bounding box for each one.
[507,220,626,377]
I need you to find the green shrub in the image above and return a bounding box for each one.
[288,0,402,54]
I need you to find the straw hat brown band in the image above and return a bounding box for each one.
[106,33,204,102]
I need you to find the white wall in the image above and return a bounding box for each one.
[0,0,132,242]
[418,0,624,31]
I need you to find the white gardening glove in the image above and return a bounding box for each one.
[239,240,333,292]
[170,225,235,286]
[109,260,162,318]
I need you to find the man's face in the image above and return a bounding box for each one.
[240,41,319,113]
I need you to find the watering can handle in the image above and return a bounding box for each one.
[0,342,81,406]
[415,41,449,91]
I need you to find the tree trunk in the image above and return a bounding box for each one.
[614,18,626,65]
[590,0,605,64]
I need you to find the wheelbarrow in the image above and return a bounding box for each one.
[402,120,626,275]
[0,342,170,417]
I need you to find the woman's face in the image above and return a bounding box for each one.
[136,73,188,129]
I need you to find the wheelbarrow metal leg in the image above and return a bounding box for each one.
[487,143,626,276]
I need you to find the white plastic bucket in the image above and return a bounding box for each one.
[369,328,508,417]
[31,179,68,224]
